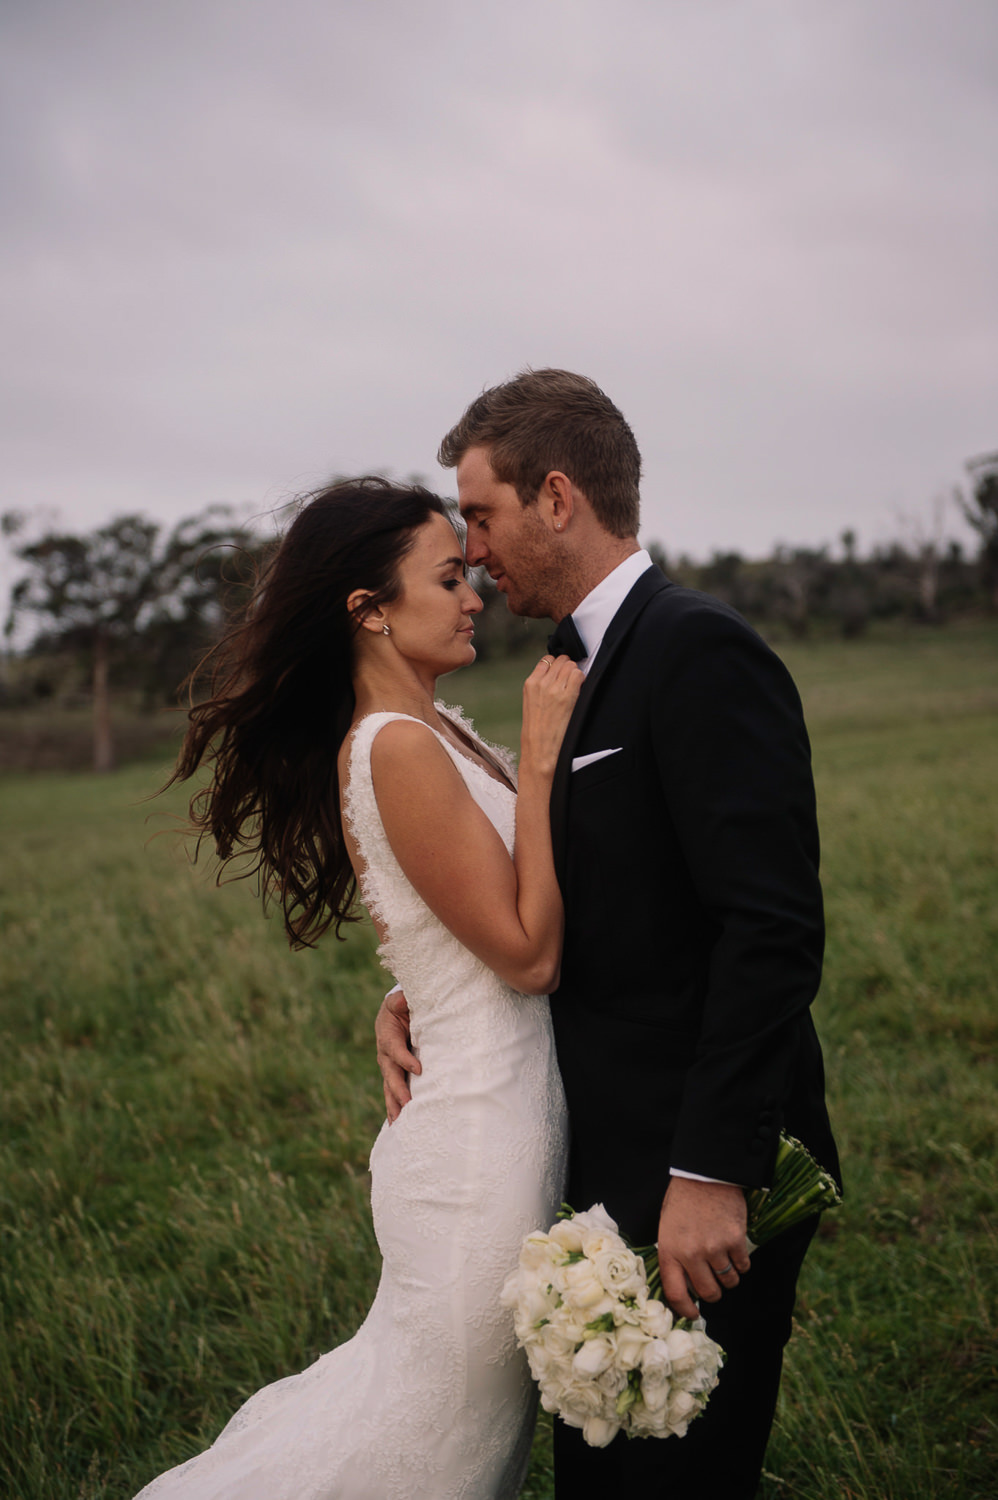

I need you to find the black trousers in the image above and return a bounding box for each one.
[553,1215,818,1498]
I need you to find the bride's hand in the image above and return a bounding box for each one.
[521,654,584,777]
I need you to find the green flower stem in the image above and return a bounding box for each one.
[744,1132,841,1247]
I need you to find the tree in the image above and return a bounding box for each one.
[961,452,998,610]
[8,507,259,771]
[766,546,832,638]
[0,509,27,696]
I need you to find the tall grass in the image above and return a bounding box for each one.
[1,621,995,1498]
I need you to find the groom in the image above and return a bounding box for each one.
[378,369,839,1495]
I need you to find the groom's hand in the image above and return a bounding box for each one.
[657,1177,751,1322]
[375,988,421,1123]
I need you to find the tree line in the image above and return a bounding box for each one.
[2,454,996,771]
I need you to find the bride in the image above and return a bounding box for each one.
[135,476,581,1500]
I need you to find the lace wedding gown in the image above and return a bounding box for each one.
[135,709,568,1500]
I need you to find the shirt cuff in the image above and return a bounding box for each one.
[670,1167,744,1188]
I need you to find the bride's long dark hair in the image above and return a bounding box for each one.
[170,476,449,948]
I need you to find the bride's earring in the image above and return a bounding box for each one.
[382,624,391,636]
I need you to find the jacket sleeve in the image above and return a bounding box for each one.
[651,604,824,1188]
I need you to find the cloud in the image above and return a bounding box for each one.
[1,0,995,557]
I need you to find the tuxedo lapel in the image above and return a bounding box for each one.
[550,567,671,882]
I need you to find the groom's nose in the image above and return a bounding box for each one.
[463,529,488,567]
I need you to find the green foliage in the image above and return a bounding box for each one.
[1,623,996,1498]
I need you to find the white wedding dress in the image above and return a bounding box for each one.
[135,709,568,1500]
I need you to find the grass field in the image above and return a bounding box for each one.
[1,620,996,1498]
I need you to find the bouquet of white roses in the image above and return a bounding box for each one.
[502,1132,841,1448]
[500,1203,724,1447]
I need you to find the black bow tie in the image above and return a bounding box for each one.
[547,614,587,662]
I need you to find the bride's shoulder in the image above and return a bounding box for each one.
[353,714,455,784]
[346,711,437,764]
[342,716,457,834]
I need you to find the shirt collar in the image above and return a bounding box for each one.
[570,549,654,673]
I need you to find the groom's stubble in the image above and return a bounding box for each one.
[499,507,589,623]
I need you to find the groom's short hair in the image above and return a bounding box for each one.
[438,368,641,539]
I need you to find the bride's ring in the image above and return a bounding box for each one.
[540,655,554,667]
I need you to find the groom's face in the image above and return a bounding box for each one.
[456,446,560,620]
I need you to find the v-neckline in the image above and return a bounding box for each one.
[435,711,517,795]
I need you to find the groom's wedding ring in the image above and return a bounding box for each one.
[716,1262,735,1276]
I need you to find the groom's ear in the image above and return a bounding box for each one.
[537,470,576,533]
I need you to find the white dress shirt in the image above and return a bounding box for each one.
[569,549,654,675]
[565,550,738,1188]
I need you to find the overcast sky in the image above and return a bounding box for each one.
[3,0,996,563]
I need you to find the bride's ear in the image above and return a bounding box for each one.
[347,588,388,634]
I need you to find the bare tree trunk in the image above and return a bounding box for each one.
[93,632,114,773]
[917,544,940,622]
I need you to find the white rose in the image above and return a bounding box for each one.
[549,1219,585,1254]
[525,1344,552,1381]
[561,1259,611,1311]
[614,1323,651,1371]
[513,1288,562,1344]
[572,1336,615,1379]
[518,1233,558,1272]
[690,1328,722,1362]
[639,1376,672,1414]
[523,1282,560,1324]
[536,1321,581,1358]
[686,1330,724,1392]
[638,1297,673,1338]
[592,1246,646,1299]
[611,1292,647,1327]
[560,1377,608,1418]
[578,1228,628,1261]
[687,1363,721,1397]
[639,1337,673,1385]
[571,1203,620,1236]
[629,1401,667,1437]
[596,1364,628,1399]
[500,1269,521,1309]
[664,1328,699,1376]
[666,1388,700,1437]
[540,1384,573,1418]
[582,1415,621,1448]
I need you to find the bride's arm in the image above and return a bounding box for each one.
[369,656,581,995]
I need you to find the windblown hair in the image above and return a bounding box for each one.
[169,476,449,948]
[438,368,642,538]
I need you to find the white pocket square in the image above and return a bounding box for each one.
[571,747,623,771]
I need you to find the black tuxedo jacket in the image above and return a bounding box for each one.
[548,567,839,1245]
